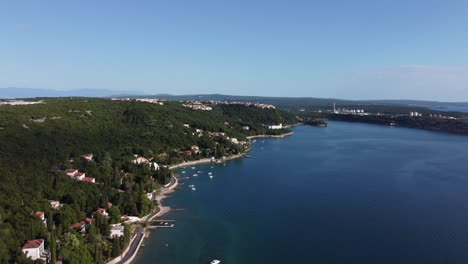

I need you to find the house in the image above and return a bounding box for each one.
[109,224,125,238]
[132,156,149,165]
[82,153,94,161]
[267,123,283,130]
[191,145,200,154]
[146,192,153,201]
[242,126,250,130]
[208,132,226,137]
[22,239,48,261]
[64,169,78,177]
[95,208,109,217]
[75,172,85,181]
[81,177,95,183]
[69,222,86,233]
[230,138,239,144]
[183,124,190,128]
[151,162,159,170]
[48,200,61,210]
[84,218,94,225]
[35,211,47,226]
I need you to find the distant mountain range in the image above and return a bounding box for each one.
[0,88,146,99]
[2,88,468,113]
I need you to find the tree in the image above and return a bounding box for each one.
[111,238,121,258]
[108,206,122,224]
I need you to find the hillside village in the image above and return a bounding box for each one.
[0,98,297,263]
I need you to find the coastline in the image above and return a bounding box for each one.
[108,176,178,264]
[247,131,294,139]
[169,148,252,170]
[122,131,292,263]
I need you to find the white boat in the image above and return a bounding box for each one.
[209,175,213,179]
[197,170,202,173]
[193,174,198,177]
[182,171,186,174]
[191,187,196,191]
[191,167,196,169]
[210,260,221,264]
[208,172,212,175]
[188,184,194,188]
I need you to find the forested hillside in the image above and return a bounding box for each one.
[0,98,297,263]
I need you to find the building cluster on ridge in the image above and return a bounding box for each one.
[112,98,166,105]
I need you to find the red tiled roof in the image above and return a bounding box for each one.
[22,239,44,249]
[96,208,106,214]
[75,172,85,177]
[83,154,93,158]
[84,218,94,224]
[35,211,44,217]
[81,177,94,182]
[69,222,84,229]
[65,169,78,173]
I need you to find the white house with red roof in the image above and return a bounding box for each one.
[64,169,78,177]
[75,172,85,181]
[132,155,149,165]
[81,177,95,183]
[35,211,47,226]
[191,145,200,154]
[22,239,48,261]
[69,221,86,233]
[82,153,94,161]
[95,208,109,217]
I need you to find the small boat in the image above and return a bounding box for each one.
[191,187,196,191]
[191,167,196,169]
[182,171,186,174]
[197,170,202,173]
[188,184,195,188]
[209,175,213,179]
[210,260,221,264]
[193,174,198,177]
[245,155,251,158]
[208,172,212,175]
[252,140,257,143]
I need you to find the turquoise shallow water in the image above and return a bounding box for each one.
[136,121,468,264]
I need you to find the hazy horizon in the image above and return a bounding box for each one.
[1,1,468,101]
[2,87,468,103]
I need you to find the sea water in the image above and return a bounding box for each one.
[136,121,468,264]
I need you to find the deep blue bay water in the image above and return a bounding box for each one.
[136,121,468,264]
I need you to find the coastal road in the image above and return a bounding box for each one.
[115,227,144,264]
[113,176,177,264]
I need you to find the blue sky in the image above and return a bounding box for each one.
[1,0,468,101]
